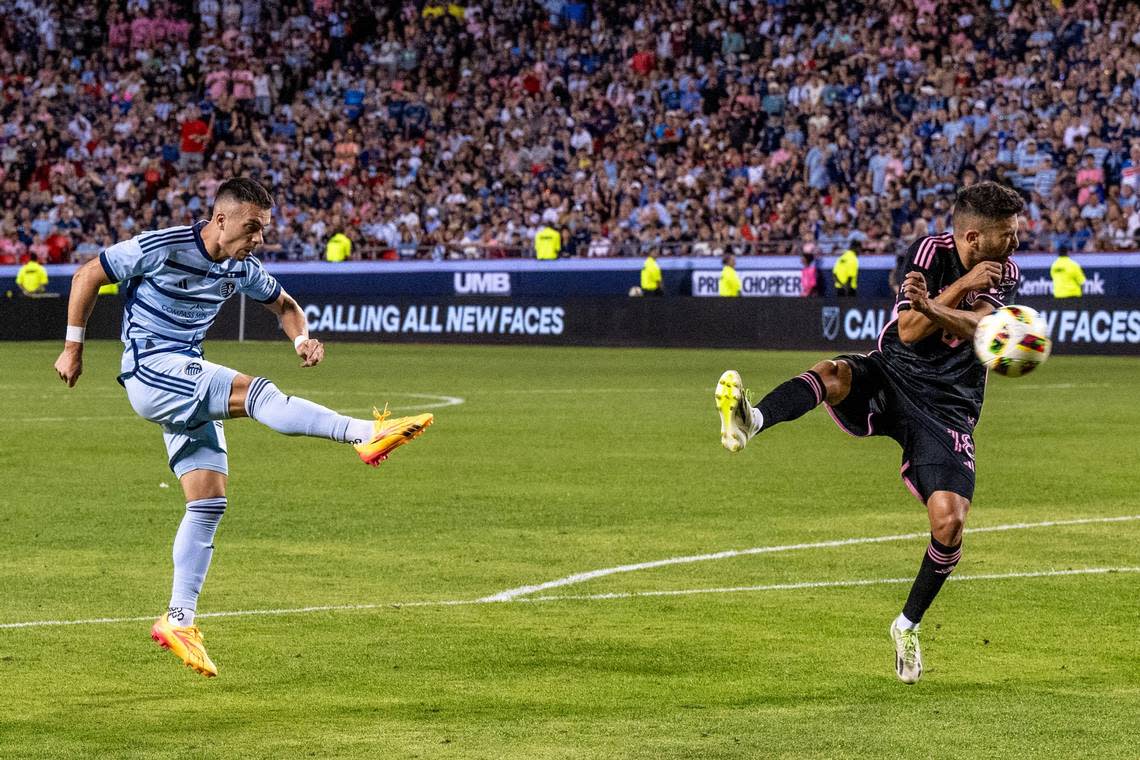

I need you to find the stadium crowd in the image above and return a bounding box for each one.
[3,0,1140,263]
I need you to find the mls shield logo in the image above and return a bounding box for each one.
[821,306,840,341]
[219,282,236,298]
[184,362,203,376]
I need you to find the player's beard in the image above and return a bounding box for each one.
[979,239,1011,263]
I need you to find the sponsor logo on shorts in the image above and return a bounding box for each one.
[185,362,203,376]
[219,282,236,298]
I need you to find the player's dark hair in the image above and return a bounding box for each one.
[213,177,274,211]
[953,181,1024,222]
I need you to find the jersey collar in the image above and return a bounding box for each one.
[192,220,214,264]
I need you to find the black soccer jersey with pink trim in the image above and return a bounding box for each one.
[876,234,1020,430]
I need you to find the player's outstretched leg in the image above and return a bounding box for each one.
[715,362,842,452]
[240,377,433,466]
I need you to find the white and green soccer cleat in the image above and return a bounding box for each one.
[714,370,757,452]
[889,620,923,684]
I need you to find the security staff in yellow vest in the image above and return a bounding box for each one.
[1050,250,1085,298]
[15,253,49,295]
[833,245,859,297]
[640,251,663,295]
[326,232,352,262]
[719,253,742,297]
[535,225,561,260]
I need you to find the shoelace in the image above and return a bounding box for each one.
[372,403,392,429]
[901,629,919,662]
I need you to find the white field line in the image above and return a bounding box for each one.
[5,393,465,423]
[481,514,1140,602]
[521,566,1140,602]
[2,566,1136,631]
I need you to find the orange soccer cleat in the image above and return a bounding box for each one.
[151,614,218,677]
[353,404,434,467]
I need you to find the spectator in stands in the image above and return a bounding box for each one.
[178,107,211,171]
[4,0,1140,261]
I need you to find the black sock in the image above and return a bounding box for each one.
[755,371,825,431]
[902,535,962,624]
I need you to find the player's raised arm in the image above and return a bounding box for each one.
[899,263,1002,343]
[898,183,1024,345]
[262,288,324,367]
[53,258,113,387]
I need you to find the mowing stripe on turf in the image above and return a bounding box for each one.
[481,514,1140,601]
[1,566,1137,630]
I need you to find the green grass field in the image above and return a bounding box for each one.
[1,340,1138,759]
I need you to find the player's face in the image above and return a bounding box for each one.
[973,216,1019,263]
[218,203,272,260]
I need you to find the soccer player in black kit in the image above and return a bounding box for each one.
[714,182,1024,684]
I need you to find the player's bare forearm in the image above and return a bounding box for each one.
[897,280,974,342]
[54,259,112,387]
[899,263,1002,344]
[265,290,324,367]
[911,298,986,340]
[272,293,307,339]
[66,259,112,330]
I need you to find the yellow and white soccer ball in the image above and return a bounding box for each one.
[973,305,1052,377]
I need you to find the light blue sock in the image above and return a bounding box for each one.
[169,498,226,626]
[244,378,373,443]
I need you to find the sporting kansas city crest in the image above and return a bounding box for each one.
[219,281,236,298]
[184,362,203,376]
[821,306,840,340]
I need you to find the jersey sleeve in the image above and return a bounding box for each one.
[238,256,282,304]
[973,258,1020,309]
[98,238,168,283]
[894,236,943,313]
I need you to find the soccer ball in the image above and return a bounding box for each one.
[973,305,1052,377]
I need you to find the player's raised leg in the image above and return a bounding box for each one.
[715,360,851,452]
[227,374,433,466]
[890,489,968,684]
[151,468,227,677]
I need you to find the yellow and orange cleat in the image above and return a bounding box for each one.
[353,404,434,467]
[151,615,218,677]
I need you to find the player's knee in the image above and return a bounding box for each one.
[811,360,852,405]
[928,493,970,544]
[179,468,228,501]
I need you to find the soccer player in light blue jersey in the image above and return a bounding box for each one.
[53,178,434,677]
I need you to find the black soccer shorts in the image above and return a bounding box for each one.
[824,353,976,504]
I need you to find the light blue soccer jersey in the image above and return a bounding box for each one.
[99,221,281,376]
[100,221,282,476]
